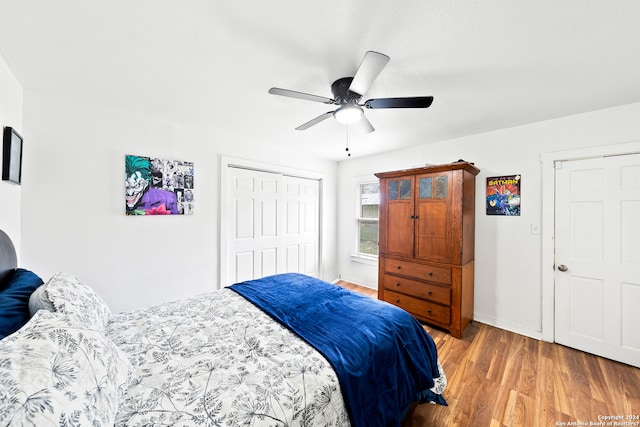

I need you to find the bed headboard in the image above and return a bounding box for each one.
[0,229,17,283]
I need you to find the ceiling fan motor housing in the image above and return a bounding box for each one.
[331,77,361,104]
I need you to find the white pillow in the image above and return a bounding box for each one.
[28,283,56,316]
[45,272,112,331]
[0,310,134,426]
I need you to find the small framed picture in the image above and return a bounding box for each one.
[2,127,23,184]
[486,174,521,216]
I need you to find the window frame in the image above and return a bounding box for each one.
[352,177,380,263]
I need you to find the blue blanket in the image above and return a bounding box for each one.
[229,273,446,427]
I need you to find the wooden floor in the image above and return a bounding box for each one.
[336,280,640,427]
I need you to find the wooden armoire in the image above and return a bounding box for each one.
[375,161,480,338]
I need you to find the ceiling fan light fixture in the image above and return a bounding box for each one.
[333,105,364,125]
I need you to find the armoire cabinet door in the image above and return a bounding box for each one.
[381,177,414,257]
[415,171,453,263]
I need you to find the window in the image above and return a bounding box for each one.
[357,181,380,257]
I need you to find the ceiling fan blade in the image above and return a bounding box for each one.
[269,87,336,104]
[344,116,375,140]
[348,51,390,96]
[364,96,434,109]
[355,115,375,134]
[295,111,334,130]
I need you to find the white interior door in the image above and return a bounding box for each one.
[225,166,320,285]
[554,153,640,367]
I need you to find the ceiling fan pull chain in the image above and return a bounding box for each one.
[345,124,351,157]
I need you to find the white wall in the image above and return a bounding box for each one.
[337,101,640,339]
[11,67,640,340]
[0,54,23,255]
[20,91,338,312]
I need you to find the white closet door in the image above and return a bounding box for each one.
[282,175,320,276]
[227,167,282,284]
[554,153,640,367]
[225,166,320,285]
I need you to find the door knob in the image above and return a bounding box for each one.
[557,264,568,272]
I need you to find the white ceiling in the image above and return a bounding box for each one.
[1,1,640,161]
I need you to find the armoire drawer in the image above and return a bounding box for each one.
[384,290,451,325]
[383,259,452,285]
[383,275,451,306]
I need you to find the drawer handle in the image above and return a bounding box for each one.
[427,309,432,314]
[395,299,400,303]
[395,283,401,287]
[428,272,433,276]
[397,265,401,270]
[427,291,432,295]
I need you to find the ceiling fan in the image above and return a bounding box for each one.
[268,51,434,134]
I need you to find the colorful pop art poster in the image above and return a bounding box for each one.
[486,174,521,216]
[125,154,194,215]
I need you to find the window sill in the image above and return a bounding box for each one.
[350,253,379,266]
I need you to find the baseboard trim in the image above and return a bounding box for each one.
[473,313,543,341]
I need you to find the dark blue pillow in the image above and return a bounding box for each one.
[0,268,44,339]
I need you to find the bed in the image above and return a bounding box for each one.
[0,229,446,426]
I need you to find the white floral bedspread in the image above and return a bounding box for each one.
[106,288,350,426]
